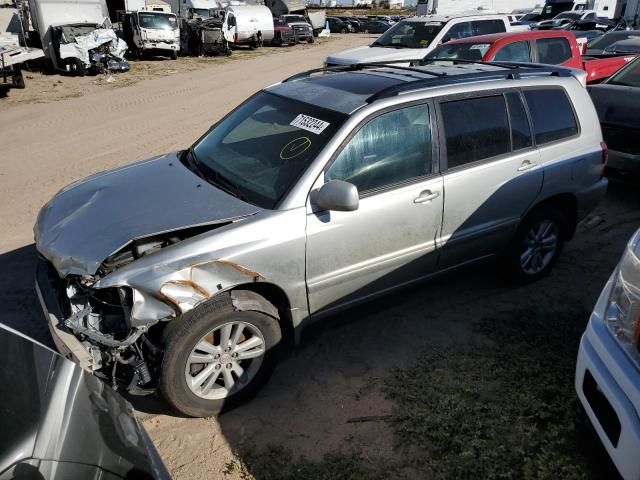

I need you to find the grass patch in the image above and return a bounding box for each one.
[229,305,613,479]
[225,446,393,480]
[384,306,603,480]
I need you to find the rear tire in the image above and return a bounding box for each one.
[160,294,282,417]
[170,50,177,60]
[502,206,566,284]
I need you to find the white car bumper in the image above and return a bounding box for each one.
[575,278,640,480]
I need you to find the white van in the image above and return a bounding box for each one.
[325,13,511,66]
[222,5,274,47]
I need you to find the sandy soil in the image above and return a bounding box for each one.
[1,30,640,480]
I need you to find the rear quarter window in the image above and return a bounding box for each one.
[523,89,578,145]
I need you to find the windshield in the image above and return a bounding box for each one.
[190,92,346,208]
[372,20,445,49]
[587,32,640,50]
[555,12,581,20]
[608,57,640,87]
[284,15,306,23]
[193,8,210,17]
[59,24,99,44]
[139,12,177,30]
[426,42,491,61]
[520,13,541,21]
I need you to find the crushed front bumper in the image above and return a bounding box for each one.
[35,256,94,371]
[575,279,640,480]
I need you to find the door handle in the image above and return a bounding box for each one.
[517,160,536,172]
[414,190,440,204]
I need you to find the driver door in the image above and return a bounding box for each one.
[305,103,444,316]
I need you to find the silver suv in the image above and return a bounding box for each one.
[35,62,607,417]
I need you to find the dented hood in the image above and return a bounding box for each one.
[35,153,261,277]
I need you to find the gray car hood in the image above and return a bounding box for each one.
[35,152,261,277]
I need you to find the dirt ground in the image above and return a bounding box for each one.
[1,31,639,480]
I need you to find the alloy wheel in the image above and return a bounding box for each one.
[184,321,266,400]
[520,219,559,275]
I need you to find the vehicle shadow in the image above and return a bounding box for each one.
[0,243,53,348]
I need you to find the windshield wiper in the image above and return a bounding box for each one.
[185,148,250,202]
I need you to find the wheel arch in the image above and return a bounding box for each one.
[525,193,578,240]
[227,283,295,349]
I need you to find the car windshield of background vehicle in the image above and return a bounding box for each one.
[372,20,445,49]
[607,58,640,87]
[191,92,346,209]
[285,15,306,23]
[139,12,177,30]
[192,8,210,17]
[587,32,639,49]
[426,43,491,61]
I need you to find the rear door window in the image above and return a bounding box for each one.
[440,95,511,169]
[471,19,507,36]
[523,89,578,145]
[493,41,531,62]
[536,37,572,64]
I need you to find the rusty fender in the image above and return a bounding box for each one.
[159,259,265,314]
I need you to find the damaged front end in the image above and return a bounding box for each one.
[54,24,129,75]
[35,153,264,395]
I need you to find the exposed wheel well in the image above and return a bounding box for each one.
[526,194,578,240]
[229,283,295,348]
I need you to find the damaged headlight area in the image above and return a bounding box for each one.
[605,230,640,361]
[62,277,162,394]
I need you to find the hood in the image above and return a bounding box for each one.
[588,84,640,128]
[325,46,428,65]
[35,152,261,277]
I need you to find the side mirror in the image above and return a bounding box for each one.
[315,180,359,212]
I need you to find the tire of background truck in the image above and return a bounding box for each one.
[341,27,348,34]
[160,293,282,417]
[171,50,177,60]
[364,28,369,33]
[501,206,566,284]
[309,35,315,43]
[12,71,25,89]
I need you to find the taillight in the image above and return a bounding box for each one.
[600,140,608,178]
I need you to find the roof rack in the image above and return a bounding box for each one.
[280,60,573,103]
[281,59,434,82]
[366,63,573,103]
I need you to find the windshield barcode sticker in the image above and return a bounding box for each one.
[290,114,330,135]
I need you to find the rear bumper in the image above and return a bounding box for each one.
[35,257,93,371]
[575,279,640,480]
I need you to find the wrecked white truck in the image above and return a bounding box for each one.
[28,0,129,74]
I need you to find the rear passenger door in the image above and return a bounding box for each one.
[436,90,543,268]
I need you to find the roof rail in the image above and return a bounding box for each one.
[366,63,574,103]
[281,59,440,82]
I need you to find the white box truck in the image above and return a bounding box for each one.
[28,0,129,74]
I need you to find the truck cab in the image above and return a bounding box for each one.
[325,13,510,67]
[124,9,179,59]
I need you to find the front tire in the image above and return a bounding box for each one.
[160,294,282,417]
[502,206,566,284]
